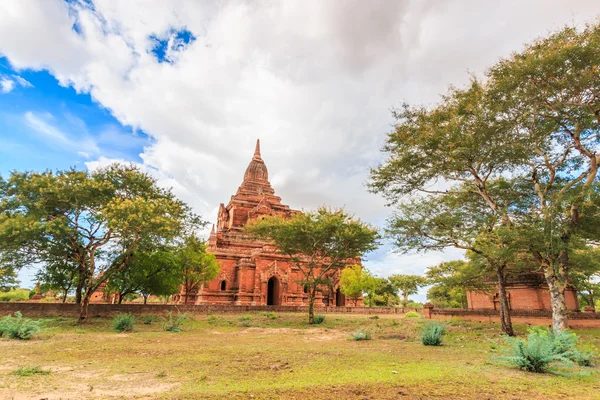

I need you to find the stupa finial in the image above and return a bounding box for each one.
[253,139,261,160]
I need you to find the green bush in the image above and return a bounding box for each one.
[351,329,372,341]
[421,322,445,346]
[207,315,219,325]
[0,289,30,302]
[313,314,325,324]
[0,312,42,340]
[500,328,594,373]
[404,311,421,318]
[141,315,158,325]
[113,314,135,333]
[162,311,188,332]
[238,315,252,322]
[13,366,51,376]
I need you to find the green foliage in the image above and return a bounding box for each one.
[109,249,183,303]
[247,207,379,324]
[313,314,325,324]
[351,329,372,341]
[0,312,42,340]
[179,235,220,304]
[0,165,202,321]
[499,328,594,373]
[0,288,30,302]
[13,366,51,376]
[421,322,446,346]
[388,274,427,308]
[0,265,19,292]
[404,311,421,318]
[162,310,188,332]
[141,315,158,325]
[113,314,135,333]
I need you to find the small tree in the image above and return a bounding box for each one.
[389,274,427,308]
[108,249,181,304]
[340,265,373,306]
[178,235,220,304]
[247,207,379,324]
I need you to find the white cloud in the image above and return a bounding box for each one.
[2,0,600,282]
[0,77,15,93]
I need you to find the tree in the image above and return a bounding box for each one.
[339,265,367,306]
[383,188,520,335]
[247,207,379,323]
[485,23,600,332]
[372,277,399,307]
[388,274,427,308]
[36,260,78,303]
[425,260,484,309]
[569,244,600,309]
[107,249,181,304]
[178,235,220,304]
[0,265,18,292]
[0,165,199,321]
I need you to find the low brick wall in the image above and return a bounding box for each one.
[425,307,600,329]
[0,302,415,318]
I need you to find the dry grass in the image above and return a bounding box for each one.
[0,312,598,399]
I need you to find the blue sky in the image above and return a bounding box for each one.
[0,56,148,175]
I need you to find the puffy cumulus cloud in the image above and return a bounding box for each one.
[2,0,600,278]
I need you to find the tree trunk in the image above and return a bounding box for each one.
[62,288,68,303]
[143,295,148,305]
[75,278,83,305]
[118,294,124,305]
[308,291,315,324]
[495,264,514,336]
[545,270,569,333]
[79,292,92,322]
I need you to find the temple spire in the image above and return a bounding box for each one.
[253,139,261,160]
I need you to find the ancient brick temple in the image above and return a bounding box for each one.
[466,272,579,311]
[182,139,348,306]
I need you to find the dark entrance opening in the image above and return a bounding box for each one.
[220,280,227,291]
[267,276,280,306]
[336,288,345,307]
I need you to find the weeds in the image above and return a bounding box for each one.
[421,322,445,346]
[0,312,42,340]
[13,366,51,376]
[351,329,372,341]
[113,314,135,333]
[162,310,188,332]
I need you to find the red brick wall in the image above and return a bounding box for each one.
[466,287,579,311]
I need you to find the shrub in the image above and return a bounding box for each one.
[421,322,445,346]
[238,315,252,322]
[313,314,325,324]
[13,366,51,376]
[404,311,421,318]
[500,328,594,373]
[141,315,158,325]
[0,289,30,302]
[113,314,135,333]
[0,312,42,340]
[162,311,188,332]
[207,315,219,325]
[238,320,252,327]
[351,329,372,341]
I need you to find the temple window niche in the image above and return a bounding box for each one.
[220,280,227,291]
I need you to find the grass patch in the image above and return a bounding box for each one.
[13,366,51,376]
[0,314,598,399]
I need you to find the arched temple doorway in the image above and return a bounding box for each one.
[335,288,345,307]
[267,276,281,306]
